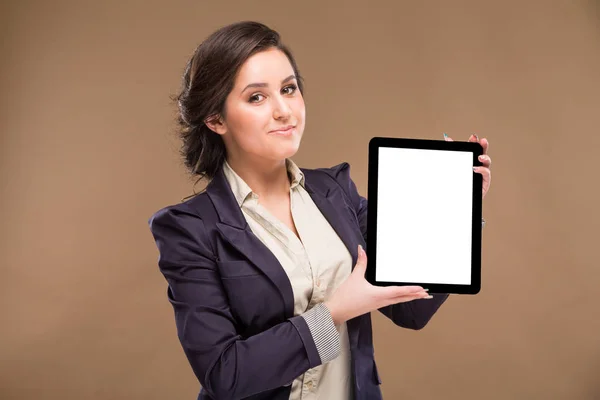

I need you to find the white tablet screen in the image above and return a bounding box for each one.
[375,147,473,285]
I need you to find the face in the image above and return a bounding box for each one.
[207,48,306,166]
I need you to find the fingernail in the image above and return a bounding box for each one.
[473,134,479,140]
[425,295,433,299]
[473,167,478,171]
[358,244,364,255]
[443,133,448,139]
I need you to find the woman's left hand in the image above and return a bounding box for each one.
[444,133,492,199]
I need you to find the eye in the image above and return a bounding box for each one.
[249,93,265,103]
[282,84,298,95]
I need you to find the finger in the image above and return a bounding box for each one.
[477,154,491,168]
[379,285,425,298]
[392,291,431,301]
[406,290,431,298]
[468,133,479,143]
[473,166,491,181]
[480,138,489,154]
[354,245,367,273]
[390,293,432,305]
[442,133,454,142]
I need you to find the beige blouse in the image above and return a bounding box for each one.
[223,158,353,400]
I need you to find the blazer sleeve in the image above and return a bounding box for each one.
[148,204,326,399]
[325,162,450,330]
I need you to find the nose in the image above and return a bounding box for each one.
[272,94,292,120]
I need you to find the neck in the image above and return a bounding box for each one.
[226,155,291,201]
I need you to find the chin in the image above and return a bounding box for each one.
[278,146,300,160]
[276,137,301,158]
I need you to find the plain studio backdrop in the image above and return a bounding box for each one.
[1,1,599,399]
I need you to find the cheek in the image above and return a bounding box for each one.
[292,96,306,122]
[229,104,271,133]
[294,95,305,112]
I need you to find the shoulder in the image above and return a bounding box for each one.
[148,186,214,229]
[148,198,200,231]
[302,161,361,201]
[301,161,351,182]
[148,193,215,258]
[301,161,355,193]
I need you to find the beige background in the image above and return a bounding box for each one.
[1,0,599,399]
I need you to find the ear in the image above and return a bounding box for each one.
[204,114,226,135]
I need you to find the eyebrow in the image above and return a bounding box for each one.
[241,75,297,94]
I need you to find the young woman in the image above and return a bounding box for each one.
[149,21,492,400]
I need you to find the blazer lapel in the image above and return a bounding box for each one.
[206,166,295,318]
[302,178,362,269]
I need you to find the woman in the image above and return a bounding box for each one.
[149,21,492,400]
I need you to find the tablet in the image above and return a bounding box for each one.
[365,137,484,295]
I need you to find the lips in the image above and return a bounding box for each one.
[269,125,295,135]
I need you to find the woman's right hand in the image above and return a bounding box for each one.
[324,245,431,325]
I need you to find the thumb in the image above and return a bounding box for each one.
[354,245,367,273]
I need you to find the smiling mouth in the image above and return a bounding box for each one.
[269,125,295,135]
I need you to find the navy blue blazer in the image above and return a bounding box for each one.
[148,162,449,400]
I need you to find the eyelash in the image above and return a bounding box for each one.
[249,84,298,103]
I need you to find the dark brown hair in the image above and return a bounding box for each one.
[174,21,304,182]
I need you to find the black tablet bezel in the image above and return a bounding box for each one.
[365,137,484,295]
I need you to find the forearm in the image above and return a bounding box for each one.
[185,312,322,399]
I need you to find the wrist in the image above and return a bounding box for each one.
[323,301,343,325]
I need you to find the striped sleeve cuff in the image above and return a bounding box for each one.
[301,303,341,364]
